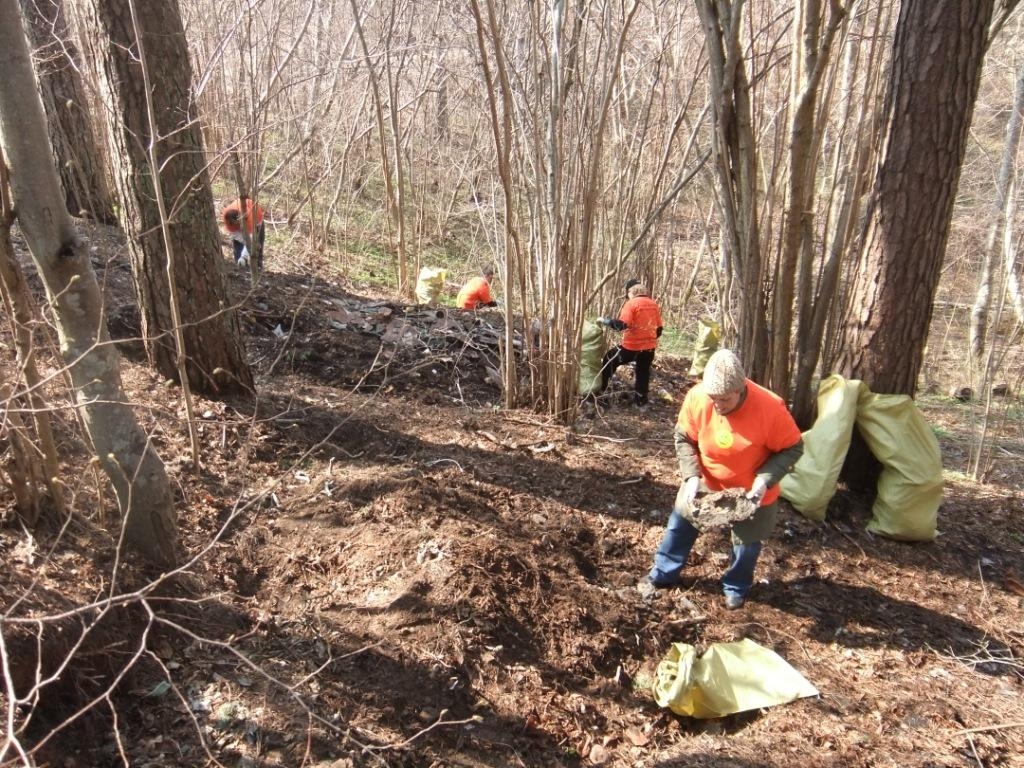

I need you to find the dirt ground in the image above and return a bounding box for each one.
[2,229,1023,768]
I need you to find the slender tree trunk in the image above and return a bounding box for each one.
[972,62,1024,361]
[769,0,844,396]
[17,0,116,224]
[0,0,176,566]
[696,0,768,378]
[836,0,995,396]
[74,0,253,395]
[0,175,65,519]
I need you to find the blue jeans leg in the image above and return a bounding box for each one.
[721,541,762,598]
[648,510,699,586]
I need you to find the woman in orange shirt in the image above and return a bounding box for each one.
[457,266,497,309]
[221,197,265,269]
[641,349,803,609]
[597,281,663,406]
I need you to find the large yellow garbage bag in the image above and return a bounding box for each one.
[687,319,720,376]
[855,389,942,542]
[780,375,865,521]
[579,320,605,396]
[415,267,447,304]
[653,638,818,719]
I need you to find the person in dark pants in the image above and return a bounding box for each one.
[639,349,804,609]
[597,281,663,406]
[221,196,266,270]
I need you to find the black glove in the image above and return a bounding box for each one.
[656,326,663,338]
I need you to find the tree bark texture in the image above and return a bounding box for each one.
[836,0,995,395]
[18,0,116,224]
[0,0,176,566]
[74,0,253,395]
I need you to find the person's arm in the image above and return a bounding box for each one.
[674,426,702,480]
[754,437,804,489]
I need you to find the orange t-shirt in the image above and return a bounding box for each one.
[457,276,493,309]
[619,296,662,351]
[221,199,265,234]
[676,380,802,505]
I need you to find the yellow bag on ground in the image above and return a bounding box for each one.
[780,375,865,521]
[687,319,720,376]
[653,638,818,719]
[855,389,942,541]
[415,267,447,304]
[579,320,605,396]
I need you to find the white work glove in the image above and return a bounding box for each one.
[678,475,700,513]
[746,477,769,505]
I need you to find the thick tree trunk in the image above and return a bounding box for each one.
[0,0,176,566]
[836,0,995,396]
[17,0,116,224]
[74,0,253,395]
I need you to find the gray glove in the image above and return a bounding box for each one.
[746,477,768,505]
[676,476,700,514]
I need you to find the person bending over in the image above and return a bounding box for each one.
[597,280,663,406]
[641,349,803,610]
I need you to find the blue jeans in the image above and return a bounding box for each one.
[647,509,763,599]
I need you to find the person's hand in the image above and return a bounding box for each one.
[746,477,768,505]
[680,476,700,512]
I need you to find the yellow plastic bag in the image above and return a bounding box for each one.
[653,638,818,719]
[579,319,605,396]
[856,389,942,542]
[780,375,864,521]
[687,319,720,376]
[415,267,447,305]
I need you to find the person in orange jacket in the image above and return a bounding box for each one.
[221,196,265,269]
[457,266,498,309]
[597,280,663,406]
[640,349,804,609]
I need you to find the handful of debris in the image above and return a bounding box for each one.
[689,488,759,531]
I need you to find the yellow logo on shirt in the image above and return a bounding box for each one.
[715,427,734,449]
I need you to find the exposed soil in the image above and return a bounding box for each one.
[1,225,1023,768]
[689,489,760,531]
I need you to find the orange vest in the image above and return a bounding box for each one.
[457,277,493,309]
[619,296,662,351]
[677,380,802,505]
[221,199,265,234]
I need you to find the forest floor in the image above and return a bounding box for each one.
[2,227,1024,768]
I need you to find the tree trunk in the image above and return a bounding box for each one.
[695,0,769,379]
[971,62,1024,361]
[0,0,176,566]
[836,0,995,396]
[770,0,844,397]
[74,0,253,395]
[17,0,116,224]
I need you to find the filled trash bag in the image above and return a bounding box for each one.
[856,389,942,541]
[415,267,447,305]
[687,319,720,376]
[579,319,605,396]
[780,375,862,521]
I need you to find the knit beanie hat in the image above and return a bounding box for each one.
[703,349,746,396]
[624,278,640,296]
